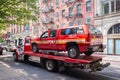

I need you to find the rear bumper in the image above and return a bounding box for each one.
[87,44,106,52]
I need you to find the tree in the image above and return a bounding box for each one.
[0,0,37,31]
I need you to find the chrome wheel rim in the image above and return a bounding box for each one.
[69,48,77,58]
[46,61,53,71]
[33,45,37,52]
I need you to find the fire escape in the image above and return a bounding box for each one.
[65,0,83,26]
[42,0,54,26]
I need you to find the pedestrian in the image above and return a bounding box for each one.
[0,45,3,55]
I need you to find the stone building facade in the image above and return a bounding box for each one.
[94,0,120,55]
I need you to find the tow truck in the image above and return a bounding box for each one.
[13,36,110,72]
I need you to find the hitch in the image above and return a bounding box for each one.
[96,63,110,71]
[90,62,110,72]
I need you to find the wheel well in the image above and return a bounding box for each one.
[32,43,37,46]
[66,42,78,50]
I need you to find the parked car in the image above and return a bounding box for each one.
[1,42,15,52]
[0,42,8,51]
[7,44,16,52]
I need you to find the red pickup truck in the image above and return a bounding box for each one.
[31,25,105,58]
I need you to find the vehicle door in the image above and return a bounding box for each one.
[24,37,31,51]
[48,30,57,50]
[39,31,49,49]
[17,38,24,54]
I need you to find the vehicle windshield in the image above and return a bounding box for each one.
[88,26,102,34]
[18,39,24,46]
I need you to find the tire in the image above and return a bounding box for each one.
[24,55,29,62]
[0,51,2,55]
[32,44,38,53]
[13,53,18,61]
[84,52,93,56]
[45,60,58,72]
[68,46,79,58]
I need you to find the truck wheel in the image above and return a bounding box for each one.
[13,53,18,61]
[68,46,79,58]
[84,52,93,56]
[32,44,38,53]
[45,60,58,72]
[24,55,29,62]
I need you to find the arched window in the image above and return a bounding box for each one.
[108,23,120,34]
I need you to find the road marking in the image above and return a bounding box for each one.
[93,72,120,80]
[0,61,11,68]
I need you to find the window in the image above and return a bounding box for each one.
[11,29,13,34]
[56,12,59,20]
[77,19,82,25]
[116,1,120,12]
[88,26,101,34]
[86,1,91,12]
[111,1,114,12]
[24,24,29,31]
[69,22,73,26]
[77,4,81,13]
[69,7,73,16]
[20,25,22,32]
[62,23,65,28]
[62,10,65,18]
[61,28,76,35]
[103,2,109,14]
[56,0,59,7]
[50,30,57,37]
[76,27,84,34]
[108,24,120,34]
[86,17,91,25]
[61,27,84,35]
[26,38,30,44]
[18,39,23,46]
[41,31,48,38]
[14,28,15,33]
[62,0,65,4]
[50,13,54,19]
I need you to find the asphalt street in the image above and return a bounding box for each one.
[0,51,120,80]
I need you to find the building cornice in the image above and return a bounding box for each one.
[94,12,120,20]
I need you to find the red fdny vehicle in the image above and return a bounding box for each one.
[31,25,105,58]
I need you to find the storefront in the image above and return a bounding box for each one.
[107,23,120,55]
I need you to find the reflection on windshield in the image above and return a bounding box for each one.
[88,26,102,34]
[19,39,23,46]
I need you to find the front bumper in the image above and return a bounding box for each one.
[87,44,106,52]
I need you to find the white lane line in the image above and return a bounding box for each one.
[93,72,120,80]
[0,61,11,68]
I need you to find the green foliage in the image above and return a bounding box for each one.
[0,37,4,42]
[0,0,37,31]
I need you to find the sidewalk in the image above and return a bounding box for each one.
[102,55,120,62]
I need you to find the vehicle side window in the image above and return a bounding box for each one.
[76,27,84,34]
[25,38,30,45]
[18,39,23,46]
[41,32,48,38]
[50,30,57,37]
[61,28,76,35]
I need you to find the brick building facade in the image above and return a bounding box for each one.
[40,0,94,34]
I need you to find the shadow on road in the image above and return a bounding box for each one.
[0,55,118,80]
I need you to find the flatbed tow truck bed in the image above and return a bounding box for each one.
[14,51,110,72]
[24,51,102,64]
